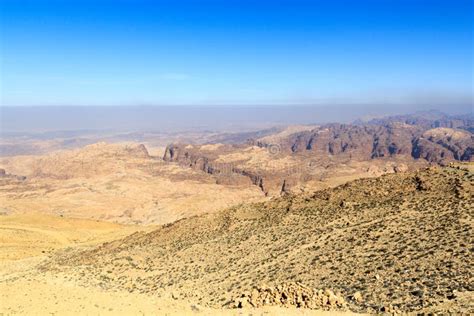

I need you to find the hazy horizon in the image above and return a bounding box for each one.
[1,104,471,133]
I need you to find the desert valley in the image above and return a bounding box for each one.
[1,1,473,314]
[0,111,473,315]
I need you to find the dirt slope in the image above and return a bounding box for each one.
[42,164,473,314]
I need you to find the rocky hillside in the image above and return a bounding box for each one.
[413,128,473,162]
[284,123,418,159]
[266,122,473,164]
[162,113,472,195]
[43,164,473,314]
[166,113,473,165]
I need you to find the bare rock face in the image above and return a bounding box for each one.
[280,123,417,159]
[234,282,347,310]
[161,112,472,196]
[270,120,473,163]
[163,144,213,174]
[280,179,289,196]
[412,138,455,164]
[163,144,179,161]
[411,128,473,163]
[163,144,268,192]
[287,124,378,159]
[370,123,419,158]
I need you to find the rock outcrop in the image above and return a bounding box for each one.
[234,283,347,309]
[273,124,473,163]
[411,128,473,163]
[163,144,268,192]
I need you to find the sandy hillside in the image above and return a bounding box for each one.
[0,215,360,315]
[18,164,472,315]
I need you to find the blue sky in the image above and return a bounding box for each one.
[0,0,472,106]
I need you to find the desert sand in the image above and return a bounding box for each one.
[1,164,472,315]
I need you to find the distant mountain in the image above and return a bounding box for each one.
[163,112,473,195]
[282,122,473,164]
[360,110,473,130]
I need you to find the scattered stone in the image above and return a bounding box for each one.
[234,282,348,310]
[353,291,363,303]
[171,291,180,300]
[381,304,397,313]
[394,164,408,173]
[190,304,200,312]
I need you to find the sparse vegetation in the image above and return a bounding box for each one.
[34,164,474,314]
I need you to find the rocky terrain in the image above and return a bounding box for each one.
[284,123,472,163]
[35,164,473,314]
[163,113,473,195]
[0,143,264,224]
[7,112,465,224]
[0,112,472,315]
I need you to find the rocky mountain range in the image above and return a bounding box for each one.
[362,111,473,130]
[163,112,473,195]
